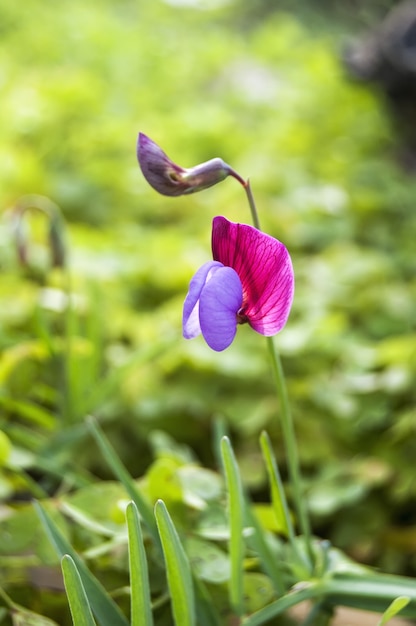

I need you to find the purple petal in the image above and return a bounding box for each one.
[137,133,187,196]
[199,266,243,351]
[212,216,294,336]
[183,261,224,339]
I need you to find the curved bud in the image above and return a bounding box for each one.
[137,133,240,196]
[48,212,67,268]
[10,195,67,272]
[12,211,29,266]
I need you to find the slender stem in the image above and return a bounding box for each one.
[241,177,314,569]
[267,337,314,567]
[322,573,416,612]
[243,180,261,230]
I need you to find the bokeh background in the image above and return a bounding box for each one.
[0,0,415,622]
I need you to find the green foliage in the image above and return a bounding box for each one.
[378,597,411,626]
[0,0,416,623]
[29,432,416,625]
[259,431,292,541]
[154,500,196,626]
[34,501,129,626]
[220,436,245,617]
[125,502,153,626]
[61,556,97,626]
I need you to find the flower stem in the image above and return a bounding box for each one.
[241,177,314,570]
[267,336,314,568]
[243,180,261,230]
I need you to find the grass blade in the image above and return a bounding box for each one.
[242,584,322,626]
[259,431,309,571]
[220,436,244,618]
[86,416,159,545]
[259,431,292,539]
[154,500,195,626]
[243,503,286,595]
[323,574,416,617]
[378,596,410,625]
[61,555,97,626]
[34,501,129,626]
[126,502,153,626]
[192,577,221,626]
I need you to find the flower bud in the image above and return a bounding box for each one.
[10,195,67,272]
[137,133,239,196]
[48,212,67,268]
[12,212,29,266]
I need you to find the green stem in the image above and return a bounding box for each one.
[243,180,261,230]
[266,337,313,567]
[322,573,416,616]
[243,572,416,625]
[241,178,314,569]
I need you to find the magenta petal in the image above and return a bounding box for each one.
[199,266,243,351]
[212,216,294,336]
[183,261,224,339]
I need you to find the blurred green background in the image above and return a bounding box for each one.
[0,0,415,622]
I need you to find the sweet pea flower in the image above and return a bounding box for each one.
[137,133,243,196]
[183,216,294,351]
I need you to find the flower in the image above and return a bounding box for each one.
[137,133,242,196]
[183,216,294,351]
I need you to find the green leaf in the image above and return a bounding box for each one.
[220,436,244,618]
[178,465,223,508]
[86,416,159,546]
[62,481,127,530]
[243,584,323,626]
[59,501,119,538]
[34,501,129,626]
[126,502,153,626]
[146,457,183,505]
[243,573,275,614]
[378,596,410,625]
[61,555,97,626]
[0,587,59,625]
[184,537,230,583]
[0,396,55,430]
[0,502,61,562]
[259,431,291,538]
[10,609,59,626]
[154,499,195,626]
[323,573,416,617]
[0,430,12,466]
